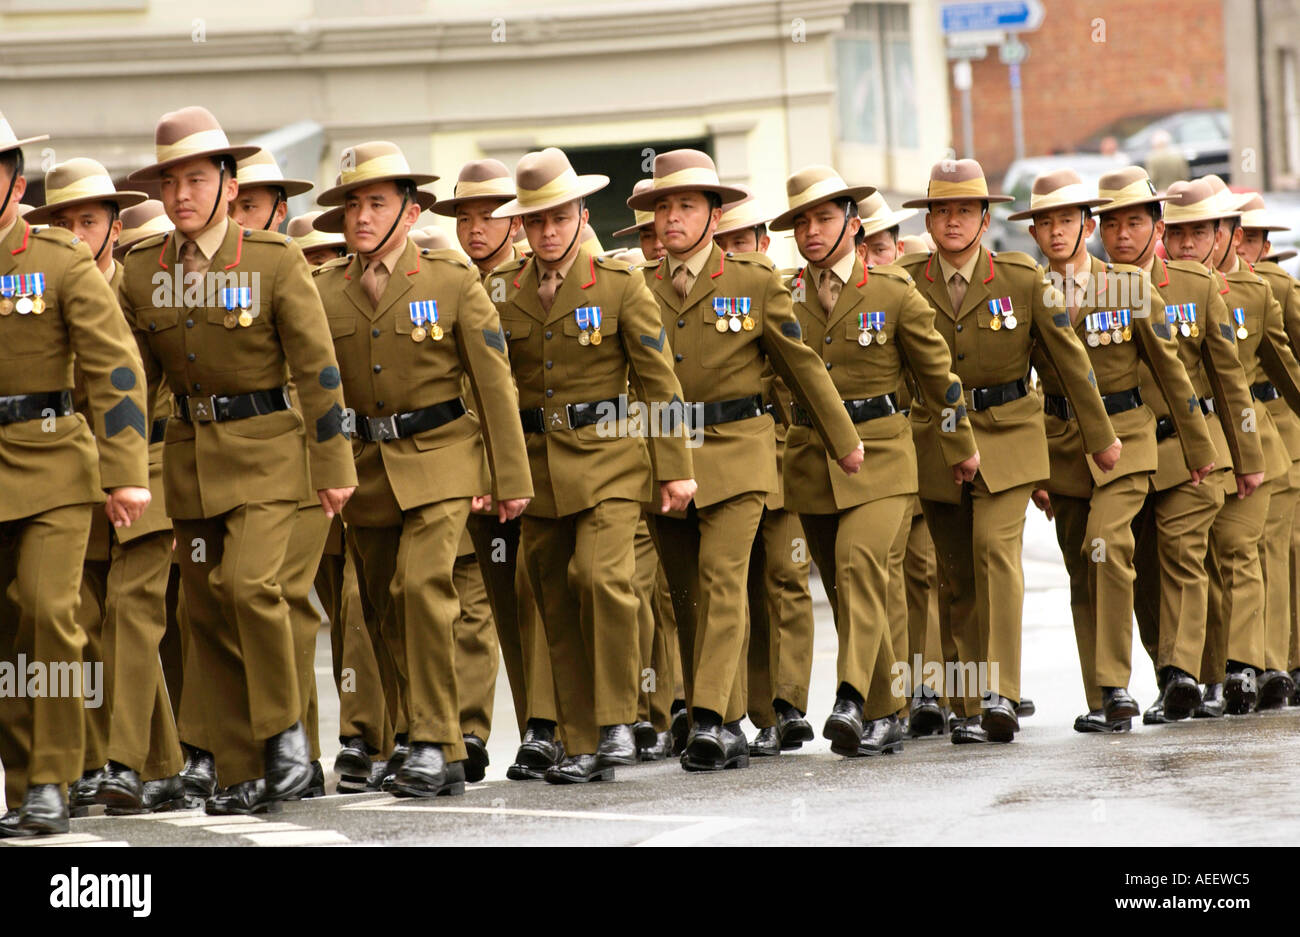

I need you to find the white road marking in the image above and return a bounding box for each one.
[203,822,305,835]
[164,814,265,826]
[634,817,752,846]
[240,829,349,846]
[3,832,107,846]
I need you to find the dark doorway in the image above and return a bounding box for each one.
[566,137,711,250]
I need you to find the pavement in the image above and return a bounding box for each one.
[5,509,1300,847]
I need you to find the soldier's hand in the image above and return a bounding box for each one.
[105,486,151,528]
[1188,463,1216,487]
[498,498,529,522]
[1091,437,1122,473]
[951,451,980,484]
[660,479,697,513]
[473,494,493,513]
[837,442,865,476]
[1236,472,1264,499]
[318,486,356,519]
[1030,488,1054,521]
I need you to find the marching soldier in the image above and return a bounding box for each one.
[311,140,532,796]
[27,159,189,814]
[1187,177,1300,714]
[0,113,151,836]
[632,149,863,770]
[711,186,816,756]
[1014,170,1216,730]
[774,166,978,755]
[851,191,955,735]
[1091,171,1262,729]
[490,147,695,782]
[899,159,1119,743]
[230,148,330,797]
[1232,191,1300,707]
[430,160,562,779]
[119,106,357,815]
[285,210,393,789]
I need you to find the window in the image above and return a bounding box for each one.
[1283,50,1300,177]
[836,3,919,149]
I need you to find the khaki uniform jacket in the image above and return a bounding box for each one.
[493,246,692,518]
[120,224,356,520]
[643,245,860,509]
[314,240,532,527]
[783,258,977,513]
[900,248,1115,503]
[1218,263,1300,480]
[1256,260,1300,462]
[1034,255,1217,498]
[0,222,148,523]
[760,365,791,511]
[1140,257,1263,490]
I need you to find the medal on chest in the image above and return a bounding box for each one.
[14,273,45,315]
[409,300,441,342]
[221,286,253,328]
[575,306,603,345]
[1233,307,1248,341]
[857,311,886,346]
[988,296,1016,330]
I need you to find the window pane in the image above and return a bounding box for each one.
[887,38,918,148]
[838,38,880,145]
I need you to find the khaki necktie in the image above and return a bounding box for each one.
[361,260,387,310]
[672,263,692,300]
[178,239,202,277]
[539,269,563,313]
[948,272,967,314]
[818,268,842,314]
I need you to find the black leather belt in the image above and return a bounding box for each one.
[521,396,621,434]
[690,393,766,428]
[1043,387,1142,421]
[149,417,168,444]
[175,386,291,424]
[355,398,466,442]
[1252,381,1280,402]
[0,390,73,426]
[1156,417,1176,442]
[969,378,1029,412]
[793,393,898,426]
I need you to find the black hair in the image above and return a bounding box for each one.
[1148,202,1164,223]
[0,148,23,180]
[886,224,900,241]
[208,154,236,176]
[706,192,723,213]
[854,227,866,246]
[754,223,767,240]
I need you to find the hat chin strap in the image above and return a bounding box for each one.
[810,207,852,267]
[1215,219,1239,270]
[679,202,715,258]
[94,205,119,262]
[941,208,988,259]
[367,191,411,260]
[0,163,19,226]
[260,191,283,232]
[202,166,226,232]
[485,222,513,262]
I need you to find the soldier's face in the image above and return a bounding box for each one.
[230,186,287,231]
[456,199,518,260]
[0,162,25,227]
[1239,228,1271,265]
[925,200,988,255]
[522,200,586,263]
[159,157,237,235]
[792,201,860,265]
[638,228,665,260]
[655,192,721,257]
[1099,209,1162,265]
[862,229,901,266]
[303,245,345,266]
[714,228,769,255]
[1163,221,1218,263]
[1028,207,1094,263]
[344,181,419,255]
[49,202,121,261]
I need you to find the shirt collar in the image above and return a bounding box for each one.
[369,235,408,275]
[668,241,713,279]
[0,215,19,247]
[177,216,229,261]
[537,248,578,282]
[813,249,856,287]
[937,248,980,288]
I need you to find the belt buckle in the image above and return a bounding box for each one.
[544,403,569,432]
[368,415,399,442]
[188,395,217,423]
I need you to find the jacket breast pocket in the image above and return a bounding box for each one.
[203,304,278,371]
[327,315,357,339]
[562,314,624,377]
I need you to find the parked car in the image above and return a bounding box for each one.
[1081,109,1232,182]
[987,153,1125,259]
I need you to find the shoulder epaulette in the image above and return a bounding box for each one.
[726,250,775,271]
[240,228,292,247]
[311,255,351,276]
[124,232,169,255]
[420,247,473,269]
[991,250,1037,270]
[869,262,915,285]
[1165,260,1213,279]
[594,254,633,273]
[31,225,80,249]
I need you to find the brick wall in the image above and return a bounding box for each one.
[949,0,1226,183]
